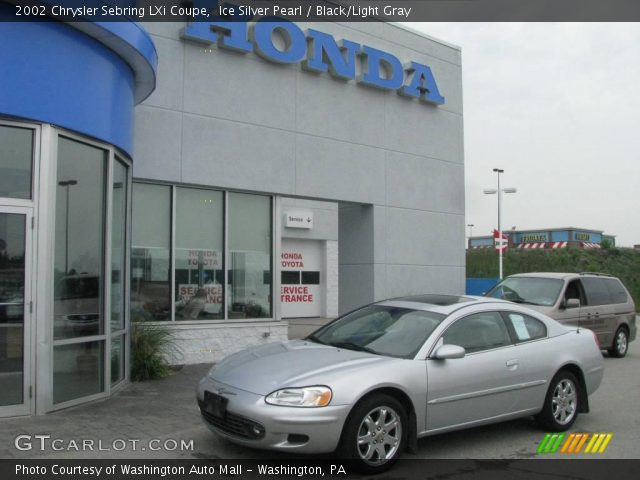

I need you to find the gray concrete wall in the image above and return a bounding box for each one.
[135,21,465,315]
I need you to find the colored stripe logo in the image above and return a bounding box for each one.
[537,433,613,454]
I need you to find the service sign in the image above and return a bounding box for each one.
[284,210,313,229]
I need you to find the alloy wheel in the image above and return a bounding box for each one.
[552,378,577,425]
[356,406,402,464]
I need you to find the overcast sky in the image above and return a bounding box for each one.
[404,23,640,247]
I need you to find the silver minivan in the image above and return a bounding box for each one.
[486,272,637,357]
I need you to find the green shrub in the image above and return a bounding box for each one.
[130,321,178,381]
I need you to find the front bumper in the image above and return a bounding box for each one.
[196,376,351,454]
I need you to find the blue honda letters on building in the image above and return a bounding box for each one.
[182,20,445,106]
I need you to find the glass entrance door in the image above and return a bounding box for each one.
[0,207,32,416]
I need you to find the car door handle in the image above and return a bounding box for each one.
[506,359,519,368]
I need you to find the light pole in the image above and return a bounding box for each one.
[483,168,516,279]
[466,223,474,249]
[58,179,78,275]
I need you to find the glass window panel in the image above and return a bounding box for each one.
[602,278,629,304]
[582,278,612,306]
[53,341,104,404]
[110,334,125,385]
[0,213,26,406]
[281,271,300,285]
[228,193,272,319]
[131,183,171,321]
[443,312,512,354]
[175,188,224,320]
[111,160,128,332]
[0,125,33,199]
[301,271,320,285]
[505,312,547,342]
[54,137,106,340]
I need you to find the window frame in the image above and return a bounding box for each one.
[131,181,276,324]
[47,128,132,412]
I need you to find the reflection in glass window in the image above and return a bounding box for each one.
[111,160,127,332]
[228,193,272,319]
[53,341,104,404]
[175,188,224,320]
[312,306,445,359]
[0,213,26,406]
[131,184,171,321]
[111,334,125,385]
[0,125,33,199]
[443,312,511,353]
[54,137,106,340]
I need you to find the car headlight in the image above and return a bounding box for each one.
[265,386,332,407]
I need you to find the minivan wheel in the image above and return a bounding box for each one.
[536,370,580,432]
[608,327,629,358]
[338,394,407,473]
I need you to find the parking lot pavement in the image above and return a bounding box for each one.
[1,337,639,460]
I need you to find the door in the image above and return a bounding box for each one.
[426,311,519,433]
[0,207,33,417]
[580,277,612,345]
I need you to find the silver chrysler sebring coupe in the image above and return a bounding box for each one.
[197,295,604,472]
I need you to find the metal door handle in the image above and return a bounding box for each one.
[506,359,519,367]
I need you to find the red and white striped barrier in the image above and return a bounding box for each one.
[551,242,568,249]
[581,242,602,249]
[518,242,547,249]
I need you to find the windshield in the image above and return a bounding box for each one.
[486,277,564,306]
[307,305,445,359]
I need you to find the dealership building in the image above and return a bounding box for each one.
[468,227,615,250]
[0,10,464,415]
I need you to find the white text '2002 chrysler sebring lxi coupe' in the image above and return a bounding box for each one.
[197,295,604,472]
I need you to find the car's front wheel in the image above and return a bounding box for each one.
[338,394,407,473]
[608,327,629,358]
[536,370,580,431]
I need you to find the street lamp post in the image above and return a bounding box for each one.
[483,169,516,279]
[58,179,78,275]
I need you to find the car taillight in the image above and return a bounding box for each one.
[592,330,600,349]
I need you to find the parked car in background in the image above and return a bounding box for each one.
[486,272,637,357]
[197,295,604,472]
[54,273,101,338]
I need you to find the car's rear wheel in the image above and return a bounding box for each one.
[608,327,629,358]
[338,394,407,473]
[536,370,580,431]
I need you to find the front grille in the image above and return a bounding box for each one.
[201,409,266,440]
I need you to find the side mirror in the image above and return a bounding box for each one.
[433,344,466,360]
[564,298,580,309]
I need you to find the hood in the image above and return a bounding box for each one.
[212,340,388,395]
